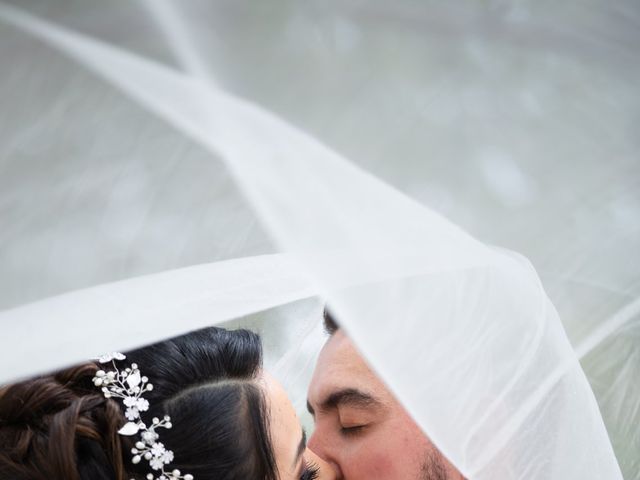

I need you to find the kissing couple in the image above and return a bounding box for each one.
[0,310,466,480]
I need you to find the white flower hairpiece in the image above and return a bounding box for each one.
[93,353,194,480]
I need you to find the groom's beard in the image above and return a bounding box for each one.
[420,450,448,480]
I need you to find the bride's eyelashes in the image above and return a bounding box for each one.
[300,460,320,480]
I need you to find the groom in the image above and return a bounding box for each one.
[307,311,466,480]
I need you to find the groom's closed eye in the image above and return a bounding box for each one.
[337,407,374,429]
[308,388,385,438]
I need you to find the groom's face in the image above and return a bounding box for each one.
[307,330,464,480]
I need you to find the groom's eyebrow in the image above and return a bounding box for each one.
[307,388,380,415]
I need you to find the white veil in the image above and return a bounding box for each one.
[0,1,638,479]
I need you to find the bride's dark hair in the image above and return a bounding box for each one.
[0,327,278,480]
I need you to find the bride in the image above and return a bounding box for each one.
[0,327,336,480]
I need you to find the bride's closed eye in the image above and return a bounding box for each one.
[300,460,320,480]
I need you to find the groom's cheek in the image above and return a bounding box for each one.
[344,436,395,478]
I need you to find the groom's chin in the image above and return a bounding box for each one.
[420,449,465,480]
[420,450,447,480]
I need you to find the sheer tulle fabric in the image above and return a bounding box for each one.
[0,2,638,479]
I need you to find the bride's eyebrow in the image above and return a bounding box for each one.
[293,427,307,468]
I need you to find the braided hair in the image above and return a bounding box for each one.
[0,363,126,480]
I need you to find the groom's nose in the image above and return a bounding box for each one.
[308,428,344,479]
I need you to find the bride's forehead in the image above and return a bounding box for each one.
[261,370,297,415]
[260,370,302,471]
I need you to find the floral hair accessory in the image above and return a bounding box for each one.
[93,352,194,480]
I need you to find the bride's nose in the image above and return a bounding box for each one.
[305,448,342,480]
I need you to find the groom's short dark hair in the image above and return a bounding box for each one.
[323,308,340,335]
